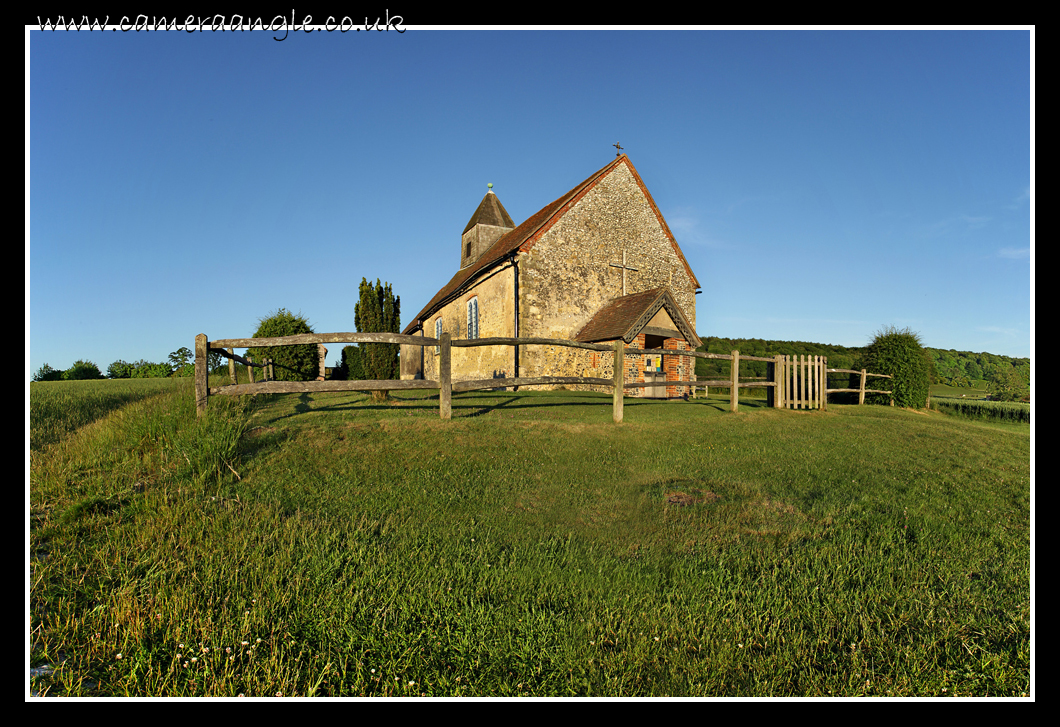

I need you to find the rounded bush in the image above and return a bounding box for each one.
[858,326,930,408]
[248,309,318,382]
[62,360,104,381]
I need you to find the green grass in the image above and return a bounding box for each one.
[29,378,184,451]
[29,384,1031,697]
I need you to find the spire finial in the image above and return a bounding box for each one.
[487,182,494,194]
[613,142,624,157]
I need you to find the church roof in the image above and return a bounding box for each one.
[404,155,700,334]
[574,287,701,348]
[462,190,516,234]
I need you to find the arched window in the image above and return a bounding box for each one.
[435,317,443,354]
[467,297,479,340]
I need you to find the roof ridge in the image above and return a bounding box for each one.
[403,156,630,333]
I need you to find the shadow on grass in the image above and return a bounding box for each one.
[248,388,775,425]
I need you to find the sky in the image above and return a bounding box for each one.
[27,26,1033,379]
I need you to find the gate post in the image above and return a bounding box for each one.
[822,356,828,411]
[613,339,625,423]
[195,333,208,417]
[859,368,867,405]
[767,358,775,408]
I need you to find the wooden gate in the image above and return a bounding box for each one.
[773,354,826,410]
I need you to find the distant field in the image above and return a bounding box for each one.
[30,386,1030,697]
[930,383,990,400]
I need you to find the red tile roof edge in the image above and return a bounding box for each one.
[402,155,699,334]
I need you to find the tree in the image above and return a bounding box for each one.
[33,363,63,382]
[168,347,193,369]
[62,360,104,381]
[857,326,930,408]
[988,366,1028,402]
[248,309,318,382]
[107,360,135,379]
[353,278,400,401]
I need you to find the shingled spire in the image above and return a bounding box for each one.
[460,183,516,269]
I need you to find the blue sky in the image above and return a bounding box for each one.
[27,27,1033,378]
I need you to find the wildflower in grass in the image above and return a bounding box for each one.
[116,653,122,659]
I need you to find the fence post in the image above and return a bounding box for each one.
[730,350,739,413]
[318,344,327,381]
[859,368,866,405]
[227,348,236,385]
[439,332,452,420]
[247,356,255,384]
[775,353,784,406]
[195,334,208,417]
[613,339,625,423]
[812,355,818,409]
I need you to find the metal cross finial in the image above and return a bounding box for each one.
[614,142,623,156]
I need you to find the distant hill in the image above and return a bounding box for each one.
[694,336,1030,391]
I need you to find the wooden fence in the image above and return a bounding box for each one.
[194,332,892,422]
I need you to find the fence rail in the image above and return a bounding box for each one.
[194,332,893,421]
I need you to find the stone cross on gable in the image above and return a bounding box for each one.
[609,249,638,297]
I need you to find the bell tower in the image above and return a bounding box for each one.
[461,183,516,269]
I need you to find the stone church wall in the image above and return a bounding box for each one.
[516,162,698,391]
[401,262,517,382]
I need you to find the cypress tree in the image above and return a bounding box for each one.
[353,278,400,399]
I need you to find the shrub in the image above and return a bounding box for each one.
[334,345,364,381]
[131,361,172,379]
[248,309,318,382]
[857,326,930,408]
[173,363,196,378]
[61,360,104,381]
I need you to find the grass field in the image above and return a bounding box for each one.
[29,381,1032,697]
[929,383,991,401]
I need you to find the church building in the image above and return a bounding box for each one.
[400,153,702,398]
